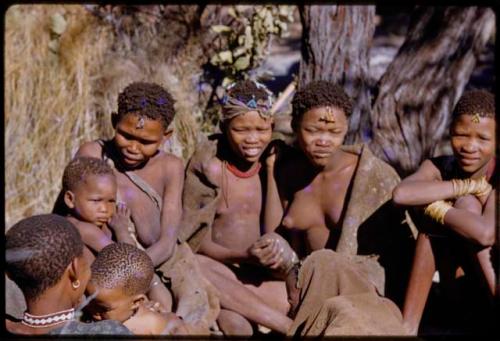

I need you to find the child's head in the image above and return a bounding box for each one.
[219,80,274,164]
[291,80,352,168]
[450,89,495,175]
[86,243,154,323]
[111,82,176,169]
[6,214,89,305]
[63,156,117,228]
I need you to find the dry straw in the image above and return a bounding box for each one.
[5,5,203,229]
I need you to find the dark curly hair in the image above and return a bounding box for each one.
[117,82,176,129]
[227,79,270,103]
[62,156,115,192]
[6,214,84,302]
[291,80,353,131]
[90,243,154,296]
[452,89,495,121]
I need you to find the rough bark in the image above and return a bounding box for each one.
[369,6,495,176]
[299,5,376,144]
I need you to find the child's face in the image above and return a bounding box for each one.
[297,106,348,168]
[67,174,117,227]
[225,111,273,163]
[85,282,138,323]
[113,113,167,169]
[450,115,495,175]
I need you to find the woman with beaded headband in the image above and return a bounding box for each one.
[179,79,299,335]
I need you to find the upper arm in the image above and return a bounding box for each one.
[400,159,442,183]
[76,222,114,253]
[160,155,184,233]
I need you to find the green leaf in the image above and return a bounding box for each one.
[211,25,232,34]
[50,13,67,36]
[234,55,250,70]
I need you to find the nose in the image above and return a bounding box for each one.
[128,141,140,154]
[98,203,109,214]
[462,140,478,153]
[245,132,259,144]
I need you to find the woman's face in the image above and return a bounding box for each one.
[296,106,348,168]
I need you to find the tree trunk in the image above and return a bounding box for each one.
[369,6,495,176]
[299,5,376,144]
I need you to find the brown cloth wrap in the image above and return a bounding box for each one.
[287,250,409,336]
[178,135,221,252]
[98,140,220,334]
[331,144,416,307]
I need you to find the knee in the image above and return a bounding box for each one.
[217,309,253,336]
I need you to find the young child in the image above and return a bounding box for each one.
[268,80,415,309]
[181,79,295,335]
[5,214,131,335]
[73,81,219,332]
[61,156,130,262]
[60,155,170,310]
[392,89,496,334]
[85,243,189,335]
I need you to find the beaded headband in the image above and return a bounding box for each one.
[220,80,274,121]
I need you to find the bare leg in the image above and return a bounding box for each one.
[476,247,496,297]
[196,255,292,334]
[217,309,253,336]
[147,273,173,312]
[244,281,289,316]
[402,233,436,335]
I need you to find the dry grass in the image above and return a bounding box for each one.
[5,5,203,229]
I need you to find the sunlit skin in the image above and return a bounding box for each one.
[75,112,183,312]
[296,106,349,169]
[113,113,167,170]
[392,114,496,335]
[225,110,274,169]
[6,254,91,335]
[273,105,358,251]
[85,283,189,335]
[450,115,496,176]
[194,110,293,334]
[65,174,117,228]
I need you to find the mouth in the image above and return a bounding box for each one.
[457,156,480,166]
[242,147,262,157]
[311,150,332,159]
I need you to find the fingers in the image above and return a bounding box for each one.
[116,202,130,216]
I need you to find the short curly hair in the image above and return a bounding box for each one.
[452,89,495,121]
[62,156,115,192]
[116,82,176,129]
[6,214,84,302]
[227,79,270,103]
[90,243,154,296]
[291,80,353,131]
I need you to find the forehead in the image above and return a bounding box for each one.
[452,114,496,131]
[88,283,129,304]
[117,113,165,137]
[76,174,116,191]
[228,110,272,126]
[301,106,347,125]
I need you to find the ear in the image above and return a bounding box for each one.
[131,294,147,310]
[163,129,173,141]
[67,257,80,283]
[111,112,119,129]
[64,190,76,209]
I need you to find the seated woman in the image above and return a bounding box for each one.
[267,80,416,309]
[5,214,131,335]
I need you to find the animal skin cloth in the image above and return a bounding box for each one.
[331,144,416,307]
[98,140,220,334]
[287,249,409,336]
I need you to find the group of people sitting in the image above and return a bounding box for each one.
[5,79,497,336]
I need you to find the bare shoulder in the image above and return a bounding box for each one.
[403,159,442,182]
[201,155,223,187]
[75,140,103,158]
